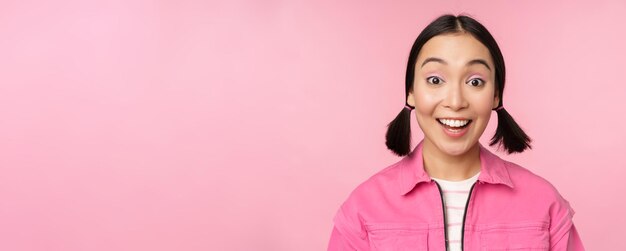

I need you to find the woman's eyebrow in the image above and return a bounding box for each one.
[420,57,492,71]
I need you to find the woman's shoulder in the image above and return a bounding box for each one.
[334,156,416,214]
[501,159,573,207]
[503,160,560,191]
[343,159,406,199]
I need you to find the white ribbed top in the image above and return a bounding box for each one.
[431,172,480,251]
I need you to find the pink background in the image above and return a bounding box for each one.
[0,0,624,250]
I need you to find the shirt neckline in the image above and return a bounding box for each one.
[430,171,481,186]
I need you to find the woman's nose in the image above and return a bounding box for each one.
[443,83,468,110]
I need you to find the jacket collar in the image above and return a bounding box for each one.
[398,140,514,195]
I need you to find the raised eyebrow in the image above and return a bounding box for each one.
[420,57,447,68]
[467,59,492,71]
[420,57,492,72]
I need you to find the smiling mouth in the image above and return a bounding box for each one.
[436,119,473,130]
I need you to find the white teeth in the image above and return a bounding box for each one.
[438,119,470,127]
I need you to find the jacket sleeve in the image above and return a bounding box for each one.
[550,223,585,250]
[327,204,370,251]
[328,225,356,250]
[549,193,585,250]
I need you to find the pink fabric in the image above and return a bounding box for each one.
[328,140,585,250]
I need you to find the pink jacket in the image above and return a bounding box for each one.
[328,140,584,250]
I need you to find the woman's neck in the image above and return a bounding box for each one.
[422,139,481,181]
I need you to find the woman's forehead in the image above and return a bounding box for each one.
[417,33,493,69]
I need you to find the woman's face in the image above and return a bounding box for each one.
[407,32,500,157]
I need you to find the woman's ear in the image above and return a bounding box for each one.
[492,93,500,109]
[406,91,416,107]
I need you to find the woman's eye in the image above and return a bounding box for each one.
[426,76,443,85]
[468,78,485,87]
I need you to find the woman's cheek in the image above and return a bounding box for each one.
[414,86,440,109]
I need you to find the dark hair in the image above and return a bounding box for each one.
[385,14,532,156]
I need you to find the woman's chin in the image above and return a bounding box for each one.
[442,148,467,156]
[437,141,474,156]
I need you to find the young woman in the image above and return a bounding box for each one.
[327,14,585,251]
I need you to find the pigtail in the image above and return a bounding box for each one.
[490,107,532,154]
[385,105,414,156]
